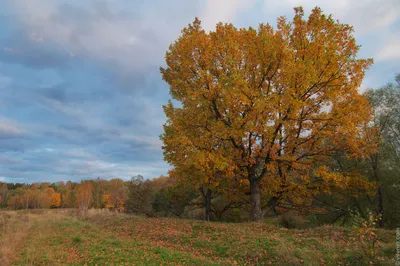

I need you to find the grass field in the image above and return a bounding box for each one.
[0,209,396,265]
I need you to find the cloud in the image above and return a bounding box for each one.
[263,0,400,36]
[0,140,170,182]
[0,30,73,69]
[0,148,170,182]
[0,59,170,182]
[376,36,400,61]
[6,0,196,73]
[261,0,400,80]
[63,149,96,159]
[200,0,257,30]
[0,117,24,137]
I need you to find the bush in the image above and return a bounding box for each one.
[350,211,380,264]
[279,212,311,229]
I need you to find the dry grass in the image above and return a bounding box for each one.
[84,208,127,218]
[0,209,396,265]
[0,211,33,266]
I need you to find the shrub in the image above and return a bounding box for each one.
[279,212,311,229]
[351,210,380,264]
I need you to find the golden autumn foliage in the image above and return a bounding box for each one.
[40,188,56,209]
[76,181,93,211]
[102,179,127,212]
[2,179,131,211]
[161,7,376,220]
[0,183,7,205]
[103,193,113,209]
[51,192,61,208]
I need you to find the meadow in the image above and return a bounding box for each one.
[0,209,396,265]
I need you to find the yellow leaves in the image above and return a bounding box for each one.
[162,8,375,211]
[265,163,276,172]
[312,165,376,199]
[351,211,380,262]
[103,193,112,209]
[51,193,61,208]
[239,179,249,186]
[314,165,350,189]
[76,181,93,210]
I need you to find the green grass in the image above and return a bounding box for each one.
[1,209,397,265]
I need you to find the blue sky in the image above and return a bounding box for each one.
[0,0,399,183]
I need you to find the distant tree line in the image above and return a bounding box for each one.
[0,178,128,211]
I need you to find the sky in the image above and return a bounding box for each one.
[0,0,399,183]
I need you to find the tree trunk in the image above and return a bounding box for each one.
[204,188,212,222]
[377,185,384,228]
[250,177,262,221]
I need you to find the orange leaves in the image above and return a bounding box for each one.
[102,179,127,212]
[313,166,343,186]
[312,165,375,198]
[51,193,61,208]
[161,8,375,218]
[76,181,93,211]
[103,193,113,209]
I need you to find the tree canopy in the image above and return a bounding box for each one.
[161,7,375,221]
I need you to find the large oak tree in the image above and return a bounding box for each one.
[161,7,375,221]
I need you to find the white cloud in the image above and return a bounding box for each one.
[120,134,163,151]
[200,0,257,31]
[376,36,400,61]
[264,0,400,36]
[64,149,96,159]
[0,117,24,136]
[8,0,400,68]
[51,158,169,180]
[8,0,177,72]
[262,0,400,64]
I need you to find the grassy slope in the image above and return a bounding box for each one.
[0,209,396,265]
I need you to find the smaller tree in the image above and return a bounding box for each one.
[0,183,8,208]
[62,181,77,208]
[364,74,400,227]
[126,175,155,217]
[51,193,61,208]
[39,187,56,209]
[92,178,107,209]
[103,178,127,212]
[76,181,93,211]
